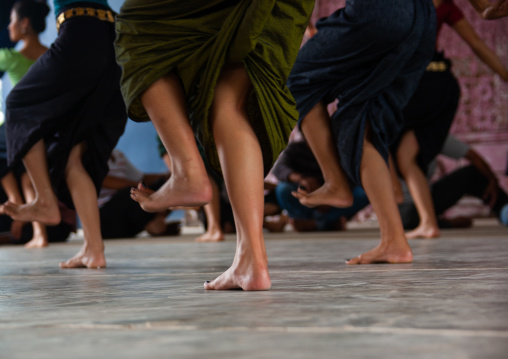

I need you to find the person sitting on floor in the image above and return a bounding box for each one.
[99,149,180,239]
[271,137,370,232]
[397,134,508,230]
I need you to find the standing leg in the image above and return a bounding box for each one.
[396,131,439,239]
[347,128,412,264]
[0,172,26,238]
[1,140,61,225]
[130,73,212,212]
[196,176,225,242]
[293,102,353,208]
[20,173,49,248]
[60,143,105,268]
[204,64,270,291]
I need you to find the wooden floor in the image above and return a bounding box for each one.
[1,219,507,358]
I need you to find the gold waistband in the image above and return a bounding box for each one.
[426,61,448,72]
[56,7,114,32]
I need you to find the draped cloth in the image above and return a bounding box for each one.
[393,51,460,173]
[287,0,437,184]
[5,9,127,209]
[115,0,314,176]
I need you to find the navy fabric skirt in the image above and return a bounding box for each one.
[287,0,436,184]
[5,3,127,208]
[393,51,460,173]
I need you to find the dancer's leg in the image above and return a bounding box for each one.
[1,140,60,225]
[0,172,26,238]
[20,173,49,248]
[347,128,412,264]
[60,143,105,268]
[196,176,224,242]
[396,131,439,239]
[130,73,212,212]
[204,65,270,291]
[388,153,405,204]
[0,172,24,205]
[293,102,353,208]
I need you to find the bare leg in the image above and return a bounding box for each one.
[347,130,412,264]
[1,140,60,225]
[293,102,353,208]
[20,173,49,248]
[196,176,225,242]
[396,131,439,239]
[204,65,270,290]
[60,143,106,269]
[0,171,26,238]
[1,171,24,205]
[388,153,405,204]
[130,73,212,212]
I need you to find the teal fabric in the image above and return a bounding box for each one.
[115,0,314,176]
[53,0,109,15]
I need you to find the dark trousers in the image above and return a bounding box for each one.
[399,165,508,229]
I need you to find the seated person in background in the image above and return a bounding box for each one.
[398,134,508,229]
[271,138,370,232]
[195,176,286,240]
[99,149,180,239]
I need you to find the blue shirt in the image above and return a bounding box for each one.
[53,0,109,16]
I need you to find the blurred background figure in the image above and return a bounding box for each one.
[99,149,180,239]
[272,135,369,232]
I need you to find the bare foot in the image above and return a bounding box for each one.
[204,258,271,291]
[1,198,61,226]
[292,183,353,208]
[24,234,48,249]
[406,224,440,239]
[131,176,212,212]
[346,242,413,264]
[60,244,106,269]
[196,228,224,242]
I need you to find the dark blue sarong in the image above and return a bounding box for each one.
[287,0,436,184]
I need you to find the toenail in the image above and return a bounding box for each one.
[204,281,210,284]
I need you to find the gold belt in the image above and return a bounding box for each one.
[56,7,114,32]
[426,61,448,72]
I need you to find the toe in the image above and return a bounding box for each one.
[346,255,362,265]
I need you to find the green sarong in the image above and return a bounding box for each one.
[115,0,314,175]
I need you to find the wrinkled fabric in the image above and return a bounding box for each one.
[288,0,436,184]
[5,12,127,208]
[115,0,314,175]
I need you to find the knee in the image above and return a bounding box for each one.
[210,66,250,128]
[396,145,418,177]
